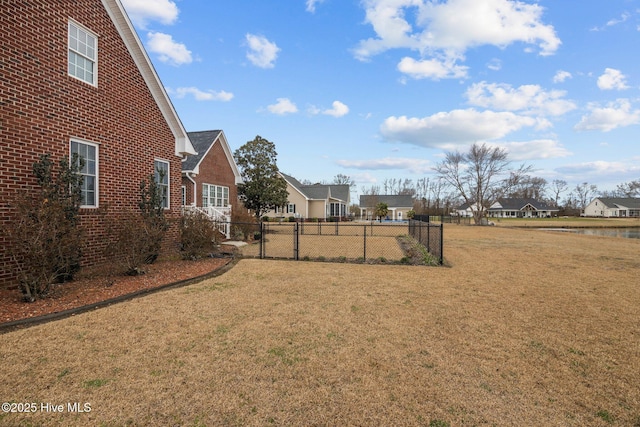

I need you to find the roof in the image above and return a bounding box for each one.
[281,173,350,202]
[360,194,414,208]
[182,130,242,184]
[489,198,557,211]
[595,198,640,209]
[102,0,196,158]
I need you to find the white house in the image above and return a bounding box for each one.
[583,198,640,217]
[488,198,558,218]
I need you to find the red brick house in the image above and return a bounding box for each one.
[182,130,242,237]
[0,0,197,285]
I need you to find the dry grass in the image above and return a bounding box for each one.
[1,225,639,426]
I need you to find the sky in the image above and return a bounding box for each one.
[119,0,640,200]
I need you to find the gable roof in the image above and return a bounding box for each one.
[595,197,640,209]
[280,173,349,203]
[183,130,242,184]
[490,198,557,211]
[360,194,414,208]
[101,0,196,158]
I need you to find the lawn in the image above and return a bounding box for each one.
[1,225,639,426]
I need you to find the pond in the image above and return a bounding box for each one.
[541,228,640,240]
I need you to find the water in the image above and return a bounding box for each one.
[541,228,640,240]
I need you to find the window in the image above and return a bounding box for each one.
[287,204,296,214]
[70,140,98,207]
[68,21,97,85]
[202,184,229,208]
[154,160,169,209]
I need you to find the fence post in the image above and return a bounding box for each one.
[363,224,367,261]
[439,224,444,265]
[294,222,299,260]
[259,221,264,259]
[427,222,431,252]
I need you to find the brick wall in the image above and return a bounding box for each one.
[192,141,239,207]
[0,0,184,287]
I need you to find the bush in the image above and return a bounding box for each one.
[105,173,168,275]
[180,210,219,260]
[2,154,84,301]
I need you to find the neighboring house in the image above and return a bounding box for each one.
[264,174,350,220]
[583,198,640,217]
[488,198,558,218]
[359,195,414,221]
[0,0,196,286]
[456,201,482,218]
[181,130,243,237]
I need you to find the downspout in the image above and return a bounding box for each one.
[186,173,197,206]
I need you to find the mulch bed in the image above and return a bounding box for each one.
[0,255,232,326]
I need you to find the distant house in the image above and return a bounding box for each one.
[263,174,350,220]
[359,195,414,221]
[181,130,242,237]
[488,198,558,218]
[0,0,196,286]
[456,201,482,218]
[583,198,640,218]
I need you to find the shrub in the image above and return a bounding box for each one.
[232,207,259,241]
[105,173,168,275]
[180,210,219,260]
[2,154,84,301]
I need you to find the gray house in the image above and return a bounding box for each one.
[488,198,558,218]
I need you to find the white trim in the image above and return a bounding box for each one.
[100,0,196,158]
[70,138,99,208]
[68,19,98,87]
[154,158,170,210]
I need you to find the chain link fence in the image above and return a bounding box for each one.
[230,221,443,265]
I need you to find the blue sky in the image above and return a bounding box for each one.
[120,0,640,198]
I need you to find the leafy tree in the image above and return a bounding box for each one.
[435,142,530,225]
[234,135,289,221]
[375,202,389,222]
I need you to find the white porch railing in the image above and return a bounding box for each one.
[183,205,231,239]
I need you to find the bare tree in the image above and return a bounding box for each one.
[435,143,528,225]
[333,174,355,187]
[574,182,598,209]
[550,179,568,207]
[616,179,640,197]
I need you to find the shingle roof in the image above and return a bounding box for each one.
[490,198,557,211]
[359,194,414,208]
[182,130,222,171]
[597,198,640,209]
[281,173,349,202]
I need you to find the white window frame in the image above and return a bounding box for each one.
[202,183,229,208]
[70,139,99,208]
[154,159,170,209]
[68,20,97,86]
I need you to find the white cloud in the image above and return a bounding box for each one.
[575,99,640,132]
[597,68,629,90]
[266,98,298,115]
[487,58,502,71]
[146,32,192,65]
[354,0,560,79]
[245,34,280,68]
[465,82,576,116]
[336,157,432,174]
[306,0,325,13]
[397,56,468,80]
[591,12,631,31]
[323,101,350,117]
[498,140,572,161]
[120,0,179,28]
[380,109,549,149]
[553,70,572,83]
[171,87,234,102]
